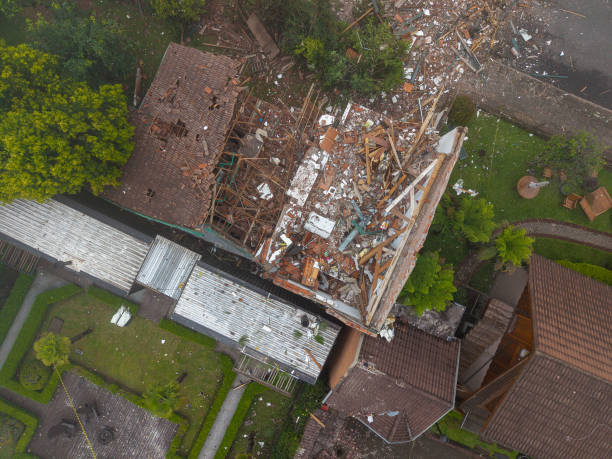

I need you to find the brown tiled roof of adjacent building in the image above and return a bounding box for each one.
[103,43,241,229]
[465,256,612,459]
[326,323,460,443]
[482,355,612,459]
[529,254,612,381]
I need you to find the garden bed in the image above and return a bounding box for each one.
[0,396,38,458]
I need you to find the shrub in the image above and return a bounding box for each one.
[448,196,496,243]
[18,360,50,391]
[448,95,476,126]
[555,260,612,285]
[0,397,38,453]
[34,332,71,367]
[143,381,180,419]
[0,273,34,345]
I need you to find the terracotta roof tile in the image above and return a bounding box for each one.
[326,323,460,442]
[529,255,612,381]
[104,43,241,228]
[483,355,612,459]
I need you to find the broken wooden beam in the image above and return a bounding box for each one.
[310,412,326,428]
[305,348,322,369]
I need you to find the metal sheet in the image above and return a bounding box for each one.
[136,235,200,300]
[0,199,149,293]
[173,265,340,381]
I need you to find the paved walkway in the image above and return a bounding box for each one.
[0,270,67,370]
[198,374,251,459]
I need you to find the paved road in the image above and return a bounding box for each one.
[0,270,67,370]
[198,375,250,459]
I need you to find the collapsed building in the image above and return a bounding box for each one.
[103,43,467,335]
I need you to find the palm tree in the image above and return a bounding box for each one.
[34,332,70,368]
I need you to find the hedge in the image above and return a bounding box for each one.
[87,285,139,314]
[187,354,236,459]
[71,366,189,459]
[0,273,34,345]
[555,260,612,285]
[0,396,39,454]
[159,319,216,348]
[214,382,267,459]
[0,284,81,402]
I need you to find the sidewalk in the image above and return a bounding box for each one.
[0,270,67,370]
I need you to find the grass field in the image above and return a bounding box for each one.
[227,389,293,458]
[41,291,226,456]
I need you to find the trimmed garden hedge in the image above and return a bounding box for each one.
[187,354,235,459]
[0,273,34,345]
[214,382,267,459]
[0,284,81,402]
[0,396,38,454]
[556,260,612,285]
[159,319,216,348]
[87,286,139,314]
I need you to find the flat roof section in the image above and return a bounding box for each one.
[171,263,340,383]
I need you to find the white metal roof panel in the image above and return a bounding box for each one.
[173,264,340,381]
[0,199,149,293]
[136,235,200,300]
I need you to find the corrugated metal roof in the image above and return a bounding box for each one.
[136,236,200,300]
[173,264,340,382]
[0,199,149,293]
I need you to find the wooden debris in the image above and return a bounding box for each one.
[305,348,322,370]
[310,413,326,428]
[342,7,374,34]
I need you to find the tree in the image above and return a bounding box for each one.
[494,225,534,270]
[399,251,457,316]
[28,2,134,87]
[0,43,134,203]
[34,332,71,368]
[150,0,206,26]
[143,382,180,418]
[0,0,21,17]
[450,196,496,243]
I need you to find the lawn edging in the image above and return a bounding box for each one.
[159,319,236,459]
[87,286,139,314]
[0,395,38,455]
[214,382,267,459]
[0,273,34,345]
[187,354,235,459]
[0,284,81,403]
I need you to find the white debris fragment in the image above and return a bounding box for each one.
[560,51,564,56]
[519,29,532,41]
[161,339,166,344]
[423,8,430,15]
[318,114,335,126]
[257,182,273,200]
[367,415,374,423]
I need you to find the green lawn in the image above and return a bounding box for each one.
[41,291,226,456]
[434,410,517,458]
[227,389,293,458]
[455,113,612,233]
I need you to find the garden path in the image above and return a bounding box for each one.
[198,374,251,459]
[0,270,67,371]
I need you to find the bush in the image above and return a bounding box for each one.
[18,360,50,391]
[214,382,267,459]
[87,286,138,314]
[0,284,81,403]
[448,95,476,126]
[0,273,34,345]
[555,260,612,285]
[0,397,38,454]
[159,319,215,348]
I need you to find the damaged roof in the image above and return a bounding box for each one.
[103,43,241,229]
[170,262,340,383]
[326,322,460,443]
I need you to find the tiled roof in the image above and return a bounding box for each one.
[483,355,612,459]
[104,43,241,229]
[326,323,460,443]
[529,254,612,381]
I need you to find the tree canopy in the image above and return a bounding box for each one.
[495,225,534,270]
[399,251,457,316]
[150,0,206,26]
[143,381,180,418]
[28,3,134,87]
[0,0,21,17]
[451,196,496,243]
[0,43,134,203]
[34,332,71,367]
